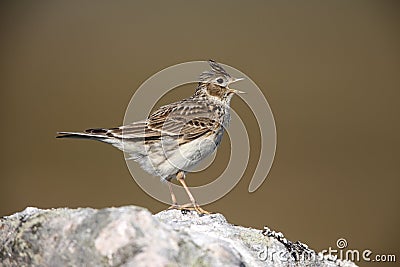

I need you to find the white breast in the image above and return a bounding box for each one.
[128,132,221,181]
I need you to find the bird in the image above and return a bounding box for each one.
[57,60,244,214]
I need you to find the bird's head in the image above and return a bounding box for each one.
[196,60,244,104]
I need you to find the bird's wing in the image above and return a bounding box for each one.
[108,100,220,144]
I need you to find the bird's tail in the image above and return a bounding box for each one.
[56,128,111,141]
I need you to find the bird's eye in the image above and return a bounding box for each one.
[217,78,224,84]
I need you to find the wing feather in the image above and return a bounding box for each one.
[107,99,221,144]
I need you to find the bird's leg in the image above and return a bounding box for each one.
[167,181,180,210]
[176,171,210,215]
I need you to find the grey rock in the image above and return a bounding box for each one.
[0,206,357,267]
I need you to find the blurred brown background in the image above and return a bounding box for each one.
[1,1,399,266]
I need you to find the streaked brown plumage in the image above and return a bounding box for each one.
[57,60,244,214]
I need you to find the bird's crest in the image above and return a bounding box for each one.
[199,60,231,83]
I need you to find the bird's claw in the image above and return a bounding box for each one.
[168,202,211,215]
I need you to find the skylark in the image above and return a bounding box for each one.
[57,60,244,214]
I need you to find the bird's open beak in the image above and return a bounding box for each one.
[232,77,244,83]
[229,88,246,94]
[229,77,245,94]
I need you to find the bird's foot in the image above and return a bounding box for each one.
[167,203,180,210]
[167,203,211,215]
[180,202,211,215]
[194,205,211,215]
